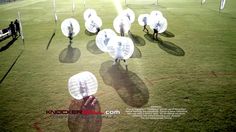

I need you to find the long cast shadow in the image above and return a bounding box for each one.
[87,40,103,54]
[0,50,23,84]
[160,30,175,38]
[0,37,18,52]
[130,46,142,58]
[128,32,146,46]
[85,30,96,36]
[158,41,185,56]
[68,98,102,132]
[144,33,185,56]
[46,29,56,50]
[144,33,162,43]
[59,44,81,63]
[99,61,149,107]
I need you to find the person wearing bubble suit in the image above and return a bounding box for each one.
[119,22,125,37]
[78,81,97,106]
[149,11,168,41]
[68,71,99,107]
[153,28,158,40]
[61,18,80,48]
[92,20,100,33]
[138,14,150,34]
[142,17,149,33]
[90,20,100,34]
[68,22,74,43]
[68,71,102,132]
[113,42,128,70]
[153,22,162,40]
[103,33,109,45]
[71,80,98,106]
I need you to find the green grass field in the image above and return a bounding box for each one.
[0,0,236,131]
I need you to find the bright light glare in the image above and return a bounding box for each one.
[113,0,123,14]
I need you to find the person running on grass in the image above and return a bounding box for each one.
[153,22,162,40]
[142,17,149,33]
[113,42,128,70]
[153,28,158,40]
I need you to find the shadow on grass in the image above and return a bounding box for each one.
[128,32,146,46]
[85,30,97,36]
[99,60,149,107]
[144,33,162,43]
[46,29,56,50]
[87,40,103,54]
[59,44,81,63]
[0,50,23,84]
[158,41,185,56]
[144,33,185,56]
[0,37,18,52]
[130,46,142,58]
[68,98,102,132]
[160,30,175,38]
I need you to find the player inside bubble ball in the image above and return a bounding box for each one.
[142,17,149,33]
[103,33,110,46]
[68,22,74,42]
[113,42,128,70]
[153,22,161,40]
[90,20,100,34]
[119,22,125,37]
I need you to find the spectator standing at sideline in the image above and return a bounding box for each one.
[14,19,20,36]
[9,21,16,38]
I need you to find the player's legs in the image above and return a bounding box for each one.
[123,59,128,71]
